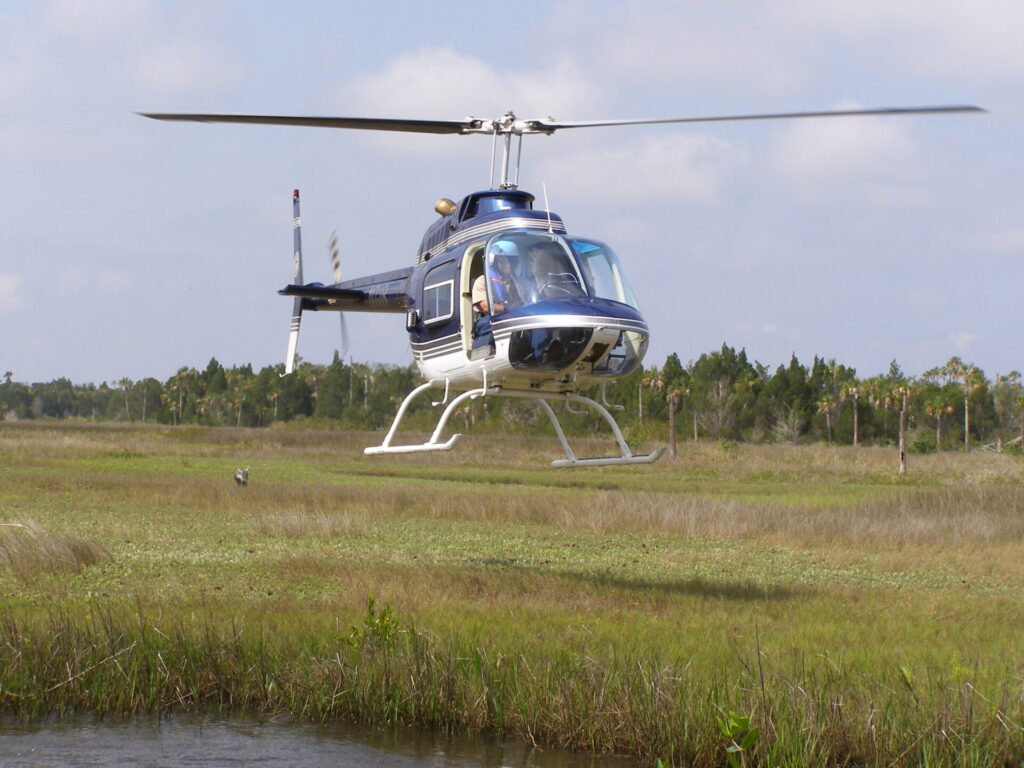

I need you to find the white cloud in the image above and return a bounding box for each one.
[768,104,918,191]
[43,0,151,42]
[951,331,979,353]
[975,227,1024,253]
[333,47,606,157]
[40,0,240,97]
[545,2,812,93]
[135,39,236,92]
[0,15,35,105]
[342,46,602,118]
[735,321,782,335]
[803,0,1024,80]
[98,271,130,295]
[541,132,744,204]
[0,274,23,314]
[58,269,130,298]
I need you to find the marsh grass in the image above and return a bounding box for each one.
[255,510,366,539]
[0,607,1021,767]
[0,522,109,579]
[2,422,1024,765]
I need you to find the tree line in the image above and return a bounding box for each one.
[3,346,1023,453]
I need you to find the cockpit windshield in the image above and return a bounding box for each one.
[566,238,639,309]
[482,233,639,312]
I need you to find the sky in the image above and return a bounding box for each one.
[2,0,1022,385]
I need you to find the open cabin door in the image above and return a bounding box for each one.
[460,243,492,359]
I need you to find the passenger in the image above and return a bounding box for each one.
[528,241,583,299]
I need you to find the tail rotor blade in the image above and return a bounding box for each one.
[339,315,350,361]
[283,189,304,375]
[328,230,350,360]
[329,230,341,284]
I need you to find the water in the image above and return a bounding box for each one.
[0,717,642,767]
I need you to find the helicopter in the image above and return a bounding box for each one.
[140,105,982,466]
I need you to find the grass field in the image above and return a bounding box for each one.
[1,421,1023,766]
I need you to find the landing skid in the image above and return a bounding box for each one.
[364,380,664,467]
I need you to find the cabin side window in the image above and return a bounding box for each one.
[422,260,456,325]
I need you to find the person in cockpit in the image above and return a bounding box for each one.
[528,241,584,300]
[472,242,522,338]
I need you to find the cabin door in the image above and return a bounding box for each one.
[460,244,491,359]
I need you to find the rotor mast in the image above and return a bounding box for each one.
[478,111,549,190]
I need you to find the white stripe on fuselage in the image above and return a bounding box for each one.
[417,217,566,263]
[411,316,647,362]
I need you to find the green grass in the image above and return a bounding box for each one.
[1,421,1023,766]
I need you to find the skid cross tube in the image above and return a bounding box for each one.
[364,383,664,467]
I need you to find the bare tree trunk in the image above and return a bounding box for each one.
[853,394,859,447]
[693,412,698,440]
[964,395,970,450]
[936,416,941,451]
[668,398,678,458]
[898,392,908,476]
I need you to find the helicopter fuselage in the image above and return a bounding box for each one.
[284,189,649,395]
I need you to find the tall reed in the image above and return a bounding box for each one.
[1,608,1021,767]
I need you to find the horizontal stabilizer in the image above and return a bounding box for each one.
[279,277,410,313]
[279,283,366,301]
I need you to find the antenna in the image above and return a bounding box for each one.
[542,182,553,234]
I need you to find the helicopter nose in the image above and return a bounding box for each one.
[508,327,593,371]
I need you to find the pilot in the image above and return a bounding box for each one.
[472,242,520,324]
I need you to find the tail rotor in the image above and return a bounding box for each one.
[283,189,304,375]
[329,230,350,361]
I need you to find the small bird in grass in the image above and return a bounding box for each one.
[234,467,249,486]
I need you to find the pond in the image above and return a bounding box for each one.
[0,717,643,767]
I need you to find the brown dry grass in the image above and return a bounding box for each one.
[0,521,109,579]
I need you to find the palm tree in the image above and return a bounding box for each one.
[866,376,912,474]
[116,377,133,421]
[843,386,861,446]
[942,357,982,450]
[960,365,983,450]
[894,385,911,475]
[924,398,955,451]
[817,397,840,444]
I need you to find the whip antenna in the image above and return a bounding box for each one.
[543,182,553,234]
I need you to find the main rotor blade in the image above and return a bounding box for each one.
[138,112,480,135]
[533,105,985,131]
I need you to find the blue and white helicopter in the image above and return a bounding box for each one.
[141,105,981,466]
